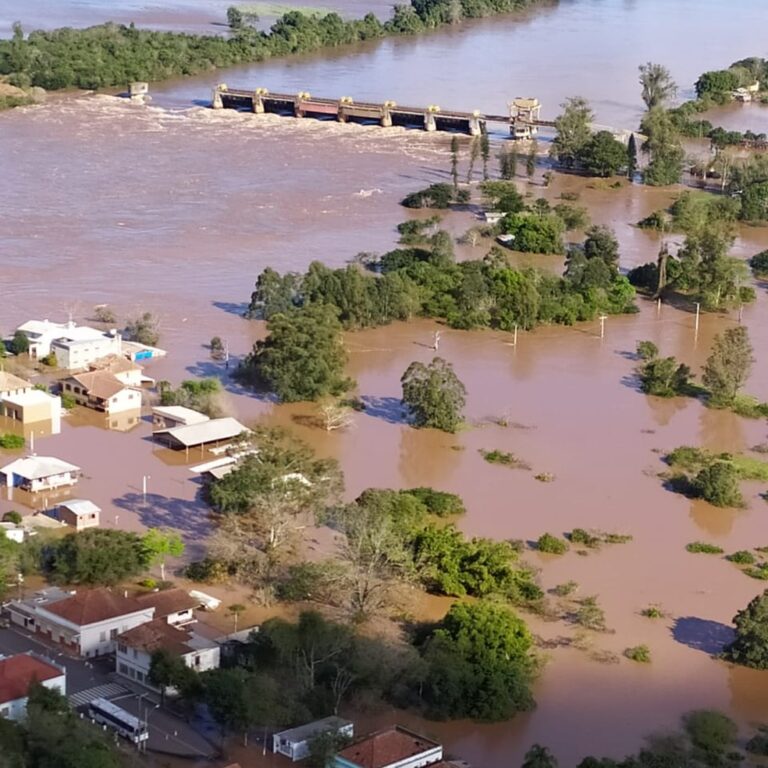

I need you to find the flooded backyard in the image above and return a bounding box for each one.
[1,0,768,763]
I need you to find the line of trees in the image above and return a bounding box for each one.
[0,0,548,92]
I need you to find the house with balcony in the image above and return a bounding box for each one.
[61,371,141,414]
[0,455,81,493]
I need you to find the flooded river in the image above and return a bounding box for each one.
[1,0,768,764]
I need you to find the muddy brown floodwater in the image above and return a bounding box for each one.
[2,0,768,764]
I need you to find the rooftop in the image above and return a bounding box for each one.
[67,371,128,400]
[152,406,210,426]
[1,389,59,407]
[0,654,64,704]
[136,588,199,619]
[0,455,80,480]
[275,716,352,744]
[156,417,250,448]
[336,727,442,768]
[18,320,110,343]
[41,588,149,627]
[118,619,216,657]
[0,372,32,392]
[88,355,140,375]
[57,499,101,517]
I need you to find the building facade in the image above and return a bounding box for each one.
[0,653,66,720]
[0,456,81,493]
[62,372,141,414]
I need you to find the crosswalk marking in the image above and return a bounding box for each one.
[68,682,129,708]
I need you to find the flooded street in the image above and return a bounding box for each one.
[2,0,768,764]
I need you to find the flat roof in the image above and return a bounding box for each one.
[2,389,58,407]
[275,716,352,744]
[0,456,80,480]
[157,417,249,448]
[57,499,101,517]
[18,320,109,343]
[0,654,64,704]
[152,406,210,426]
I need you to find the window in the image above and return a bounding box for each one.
[118,643,127,654]
[110,628,118,640]
[132,649,138,659]
[119,663,128,675]
[0,707,9,718]
[99,631,107,642]
[194,655,201,667]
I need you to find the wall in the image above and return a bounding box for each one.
[117,644,220,689]
[0,673,66,721]
[53,336,120,370]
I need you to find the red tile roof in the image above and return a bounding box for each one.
[337,727,441,768]
[43,588,147,626]
[135,588,198,619]
[117,619,193,656]
[0,654,63,704]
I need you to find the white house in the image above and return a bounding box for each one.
[0,455,81,493]
[0,653,66,720]
[273,717,354,762]
[135,588,199,627]
[334,727,443,768]
[15,320,122,369]
[61,371,141,414]
[8,587,155,658]
[116,619,220,689]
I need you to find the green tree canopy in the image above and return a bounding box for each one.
[401,357,466,432]
[551,96,594,169]
[639,62,677,110]
[420,601,536,721]
[242,303,352,402]
[724,589,768,669]
[580,131,628,177]
[142,528,185,581]
[702,326,754,405]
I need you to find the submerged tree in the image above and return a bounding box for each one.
[401,357,466,432]
[638,62,678,110]
[724,589,768,669]
[550,97,594,169]
[702,326,754,406]
[450,136,460,190]
[627,133,638,180]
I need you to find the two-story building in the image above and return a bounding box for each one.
[61,371,141,415]
[8,588,155,658]
[0,653,66,720]
[0,372,62,434]
[116,619,220,689]
[15,320,122,369]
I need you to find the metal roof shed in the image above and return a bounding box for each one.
[154,417,250,452]
[273,717,354,762]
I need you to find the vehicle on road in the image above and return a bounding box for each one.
[88,697,149,744]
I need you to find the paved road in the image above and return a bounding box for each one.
[0,626,216,759]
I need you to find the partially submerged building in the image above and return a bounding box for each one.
[0,372,62,434]
[274,717,354,762]
[61,371,142,414]
[0,455,81,493]
[153,417,249,453]
[152,406,210,431]
[15,320,122,370]
[0,653,66,720]
[47,498,100,530]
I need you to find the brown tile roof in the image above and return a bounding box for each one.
[67,371,126,400]
[117,619,192,656]
[135,589,198,619]
[43,588,148,627]
[88,355,140,375]
[0,654,63,704]
[337,727,441,768]
[0,371,32,391]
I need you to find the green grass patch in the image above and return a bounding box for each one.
[0,433,25,450]
[666,446,768,481]
[624,644,652,663]
[744,564,768,580]
[686,541,724,554]
[536,533,568,555]
[552,580,578,597]
[640,605,665,619]
[728,394,768,420]
[479,449,531,470]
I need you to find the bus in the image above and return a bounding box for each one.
[88,698,149,744]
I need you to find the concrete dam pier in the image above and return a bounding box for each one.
[211,85,554,138]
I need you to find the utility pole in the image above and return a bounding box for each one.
[694,302,701,342]
[599,314,607,339]
[224,339,229,370]
[513,324,518,347]
[142,475,150,501]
